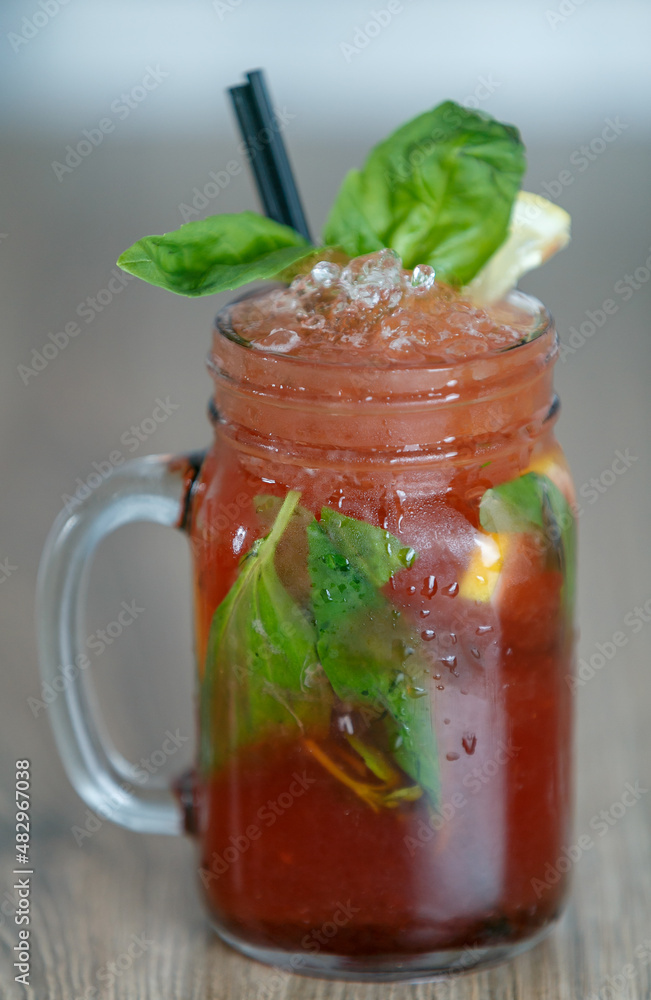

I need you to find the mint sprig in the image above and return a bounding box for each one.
[117,102,526,295]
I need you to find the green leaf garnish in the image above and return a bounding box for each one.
[307,509,440,802]
[201,494,439,809]
[117,211,316,296]
[200,491,330,772]
[480,473,548,535]
[323,101,526,285]
[480,471,576,611]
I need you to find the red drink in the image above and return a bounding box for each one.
[187,251,576,978]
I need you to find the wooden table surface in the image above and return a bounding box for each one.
[1,124,650,1000]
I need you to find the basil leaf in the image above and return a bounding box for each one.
[540,476,577,613]
[479,471,576,611]
[318,507,417,585]
[117,211,316,296]
[479,473,546,534]
[254,494,314,610]
[200,491,329,772]
[321,171,385,259]
[307,509,440,802]
[323,101,526,285]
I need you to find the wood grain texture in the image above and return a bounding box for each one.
[1,134,650,999]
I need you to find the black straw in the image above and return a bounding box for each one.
[228,69,312,243]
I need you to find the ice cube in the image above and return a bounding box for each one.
[411,264,436,290]
[252,327,302,354]
[387,335,412,352]
[340,249,404,308]
[290,274,319,299]
[301,314,326,330]
[310,261,341,288]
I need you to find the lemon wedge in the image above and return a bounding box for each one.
[460,454,574,604]
[465,192,571,305]
[526,452,574,500]
[459,532,509,603]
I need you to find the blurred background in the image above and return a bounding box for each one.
[1,1,650,996]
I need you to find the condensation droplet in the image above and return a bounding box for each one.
[446,752,460,761]
[421,629,436,641]
[462,733,477,755]
[439,655,459,676]
[442,582,459,597]
[399,546,417,569]
[421,575,437,598]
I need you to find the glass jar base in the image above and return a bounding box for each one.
[211,920,555,983]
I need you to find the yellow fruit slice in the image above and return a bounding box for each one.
[465,192,571,305]
[460,454,574,604]
[526,452,574,500]
[459,531,508,602]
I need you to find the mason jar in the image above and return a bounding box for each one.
[37,289,576,981]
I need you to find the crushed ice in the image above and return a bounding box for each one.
[230,249,527,365]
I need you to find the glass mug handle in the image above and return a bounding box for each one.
[36,453,201,836]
